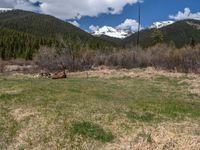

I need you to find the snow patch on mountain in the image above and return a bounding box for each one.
[0,8,13,13]
[89,19,140,39]
[90,25,130,39]
[150,21,175,29]
[90,19,175,39]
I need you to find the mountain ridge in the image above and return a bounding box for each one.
[122,19,200,48]
[91,20,176,39]
[91,26,130,39]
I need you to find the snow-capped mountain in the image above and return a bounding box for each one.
[149,21,175,29]
[91,26,130,39]
[91,20,175,39]
[0,8,13,13]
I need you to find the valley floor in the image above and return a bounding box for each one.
[0,68,200,149]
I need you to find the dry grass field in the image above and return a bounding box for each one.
[0,68,200,149]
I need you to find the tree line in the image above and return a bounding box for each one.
[0,28,60,60]
[0,27,115,60]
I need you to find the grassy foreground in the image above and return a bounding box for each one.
[0,70,200,149]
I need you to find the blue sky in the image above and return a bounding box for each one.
[77,0,200,30]
[1,0,200,31]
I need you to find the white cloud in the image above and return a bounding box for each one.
[0,0,39,11]
[0,0,141,19]
[90,19,141,33]
[116,19,142,32]
[68,20,80,27]
[169,8,200,21]
[89,25,100,32]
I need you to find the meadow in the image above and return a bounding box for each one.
[0,68,200,149]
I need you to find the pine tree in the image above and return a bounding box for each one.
[190,37,196,48]
[151,29,163,45]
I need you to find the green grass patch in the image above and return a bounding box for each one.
[71,121,114,142]
[126,111,155,122]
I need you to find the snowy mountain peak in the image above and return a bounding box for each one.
[90,20,175,39]
[150,21,175,29]
[0,8,13,13]
[100,26,116,33]
[90,26,130,39]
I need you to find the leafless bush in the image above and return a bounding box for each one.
[93,44,200,73]
[93,48,150,69]
[34,47,95,71]
[34,47,67,71]
[169,46,200,73]
[34,44,200,73]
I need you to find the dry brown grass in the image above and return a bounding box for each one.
[68,67,200,96]
[102,121,200,150]
[68,67,183,79]
[10,113,199,150]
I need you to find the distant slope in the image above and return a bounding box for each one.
[0,10,117,59]
[123,19,200,48]
[99,35,123,44]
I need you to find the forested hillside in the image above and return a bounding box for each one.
[0,28,59,59]
[0,10,117,60]
[123,19,200,48]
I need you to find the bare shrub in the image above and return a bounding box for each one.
[145,44,200,73]
[170,45,200,73]
[34,47,69,71]
[33,44,200,73]
[34,47,95,72]
[93,44,200,73]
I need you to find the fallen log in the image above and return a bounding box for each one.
[52,70,67,79]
